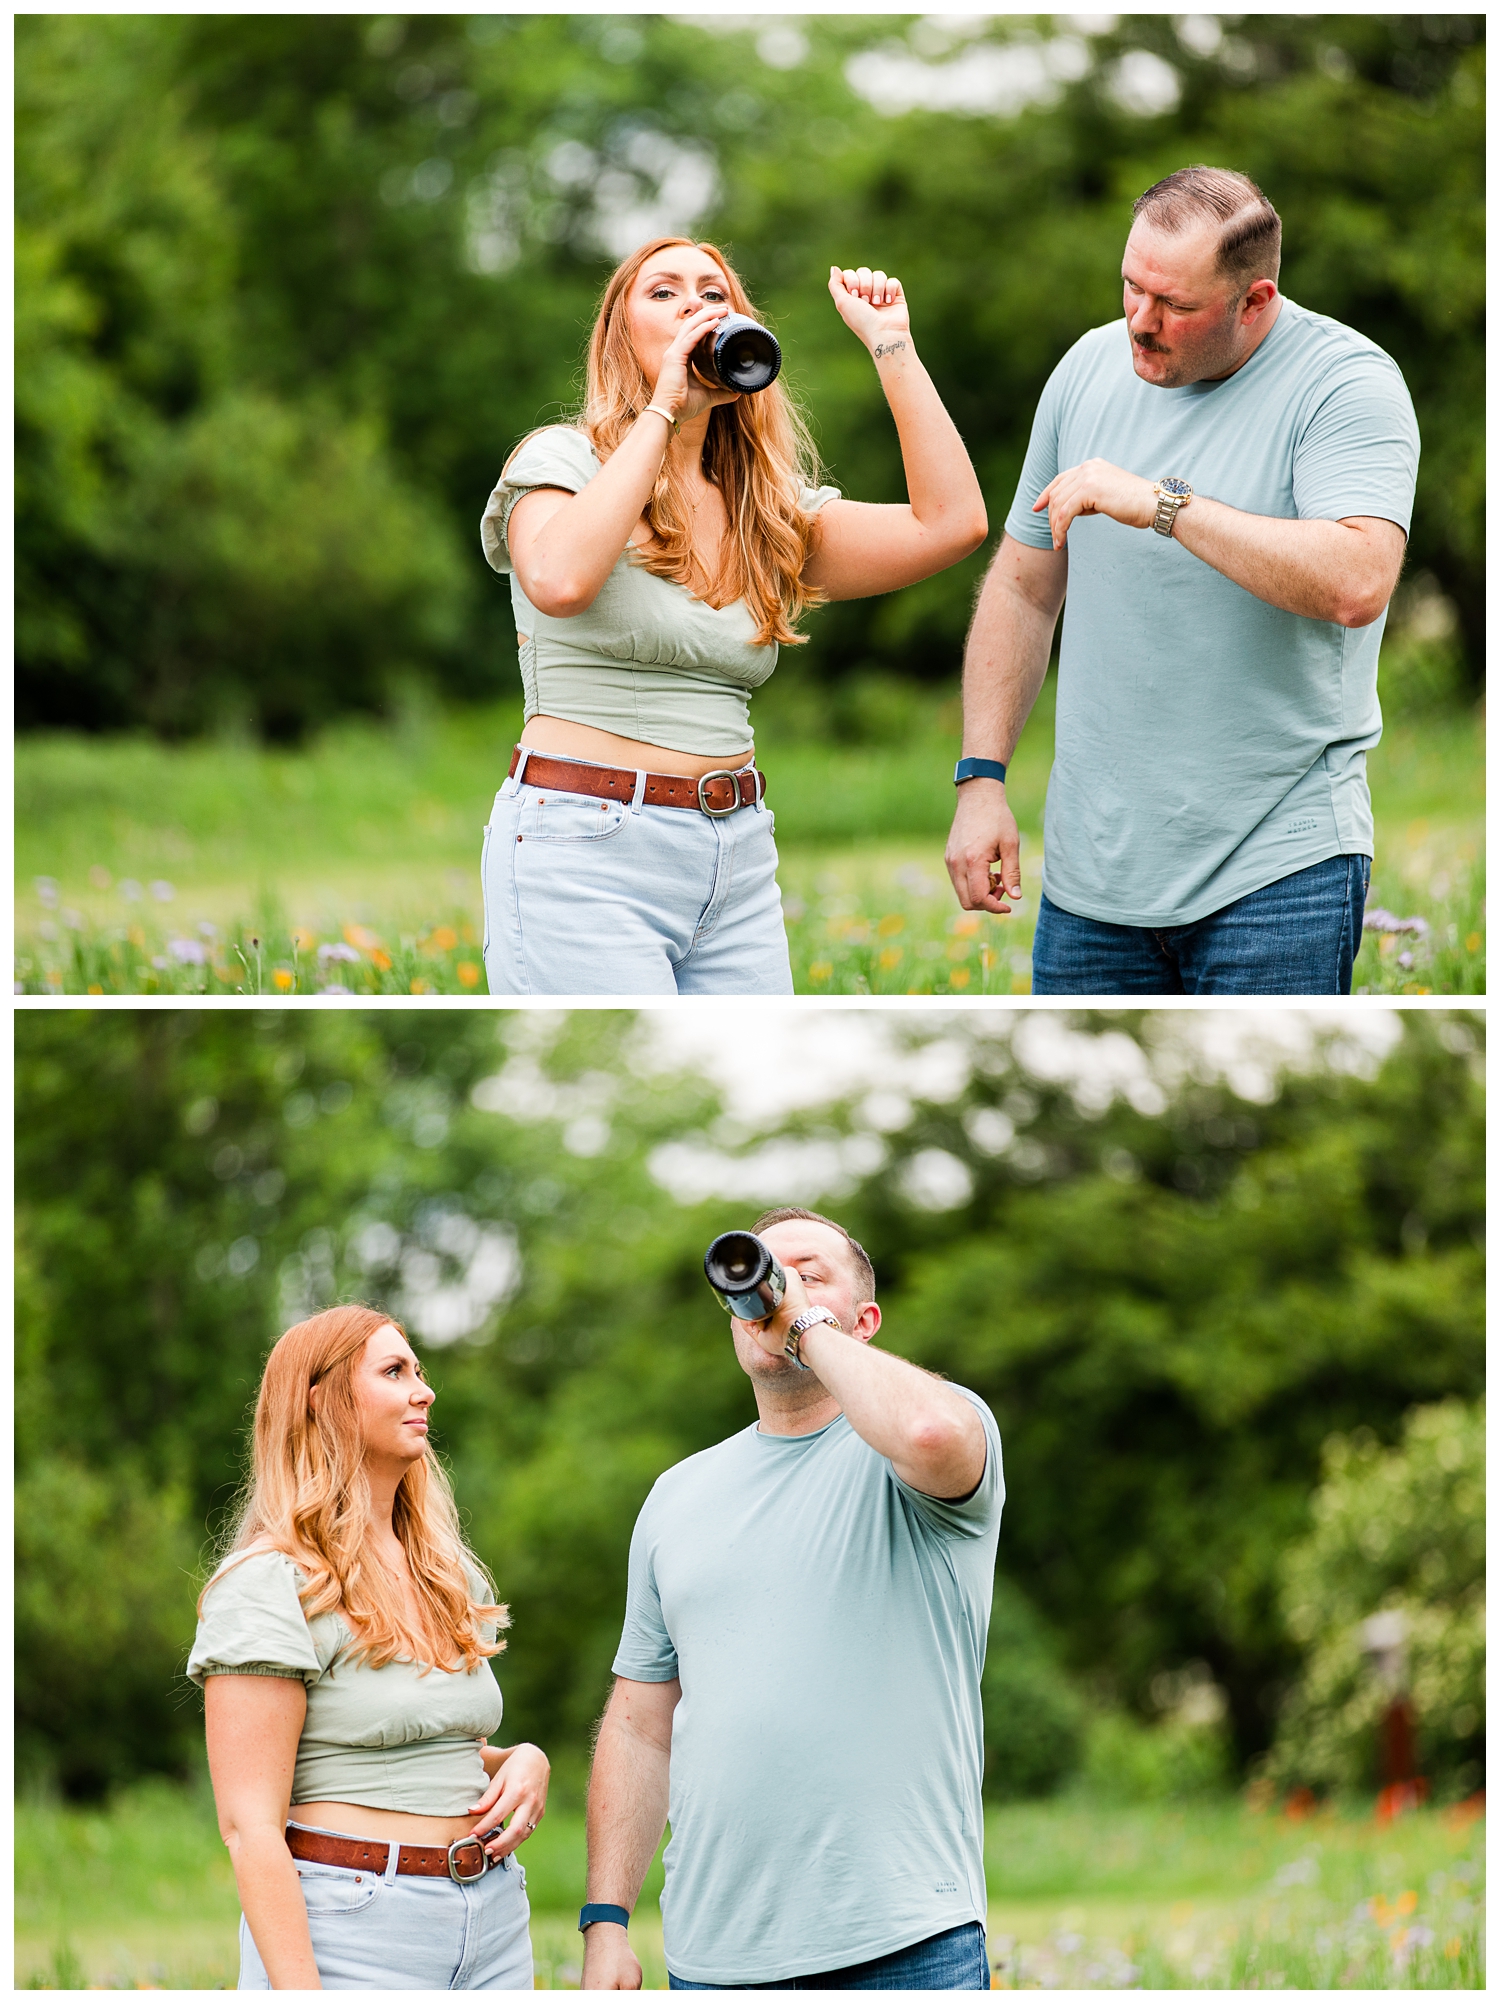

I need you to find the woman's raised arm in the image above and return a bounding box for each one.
[205,1674,319,1991]
[802,266,988,602]
[508,301,737,619]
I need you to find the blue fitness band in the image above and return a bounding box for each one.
[579,1904,632,1933]
[954,757,1007,785]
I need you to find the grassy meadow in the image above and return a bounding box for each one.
[14,670,1484,996]
[15,1779,1484,1990]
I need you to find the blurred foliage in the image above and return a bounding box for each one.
[865,1017,1483,1763]
[1078,1703,1233,1805]
[15,1009,1482,1799]
[109,394,468,739]
[1268,1397,1484,1798]
[14,1455,204,1796]
[980,1577,1087,1801]
[979,1576,1236,1805]
[15,13,1484,736]
[14,18,471,738]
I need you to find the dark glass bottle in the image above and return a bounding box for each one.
[704,1231,786,1322]
[693,314,782,392]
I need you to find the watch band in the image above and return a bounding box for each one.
[1152,478,1192,537]
[954,757,1007,786]
[579,1904,631,1933]
[784,1306,840,1370]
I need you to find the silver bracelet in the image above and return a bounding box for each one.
[641,403,679,434]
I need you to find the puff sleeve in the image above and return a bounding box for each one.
[462,1560,506,1650]
[187,1549,323,1686]
[481,426,602,574]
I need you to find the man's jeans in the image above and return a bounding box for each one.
[1031,853,1371,995]
[667,1920,989,1990]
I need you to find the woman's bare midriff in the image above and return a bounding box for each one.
[292,1800,492,1847]
[519,713,753,780]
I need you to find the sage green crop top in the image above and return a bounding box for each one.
[480,426,840,758]
[188,1549,504,1816]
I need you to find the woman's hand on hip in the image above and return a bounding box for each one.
[829,265,912,356]
[652,302,742,425]
[468,1741,550,1860]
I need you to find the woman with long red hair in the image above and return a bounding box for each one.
[189,1306,546,1989]
[480,236,987,994]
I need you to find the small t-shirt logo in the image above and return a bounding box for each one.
[934,1879,959,1894]
[1286,817,1319,835]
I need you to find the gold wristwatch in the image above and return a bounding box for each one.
[1152,478,1193,536]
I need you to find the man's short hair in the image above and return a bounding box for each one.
[1132,165,1282,293]
[751,1208,876,1305]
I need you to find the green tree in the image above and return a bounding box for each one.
[15,1454,204,1796]
[14,1009,1484,1797]
[980,1577,1086,1800]
[819,1011,1485,1762]
[15,15,1486,733]
[1268,1397,1484,1798]
[15,16,472,736]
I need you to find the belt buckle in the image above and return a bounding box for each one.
[696,769,740,817]
[447,1835,488,1883]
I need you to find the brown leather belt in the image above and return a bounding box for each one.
[508,746,765,816]
[286,1822,495,1884]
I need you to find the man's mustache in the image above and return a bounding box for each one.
[1133,334,1169,353]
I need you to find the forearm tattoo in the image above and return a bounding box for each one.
[873,338,908,360]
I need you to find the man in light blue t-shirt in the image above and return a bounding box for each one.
[579,1207,1003,1991]
[946,165,1419,994]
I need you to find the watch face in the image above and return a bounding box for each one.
[1160,478,1191,498]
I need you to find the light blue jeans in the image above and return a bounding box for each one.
[237,1823,533,1990]
[480,755,794,995]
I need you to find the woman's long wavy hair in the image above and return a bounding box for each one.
[200,1305,506,1673]
[516,236,827,648]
